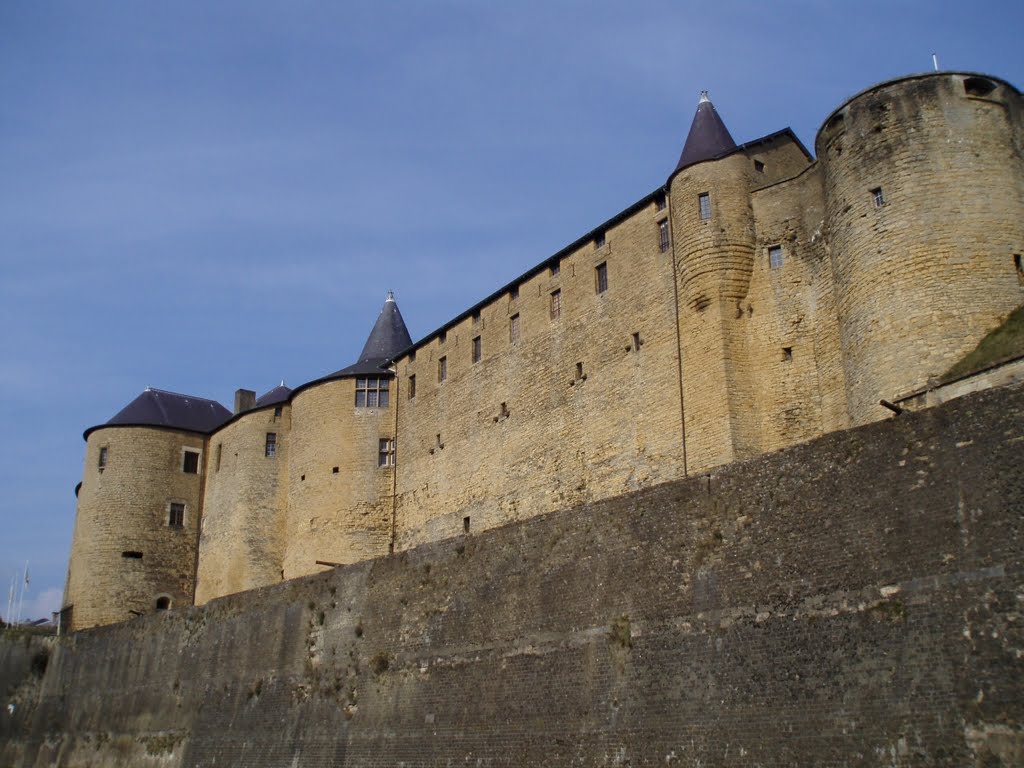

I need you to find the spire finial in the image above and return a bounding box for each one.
[699,90,710,104]
[280,380,285,387]
[386,290,395,302]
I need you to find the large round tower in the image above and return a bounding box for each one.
[194,383,292,604]
[668,93,760,469]
[63,389,230,630]
[283,293,412,579]
[818,72,1024,424]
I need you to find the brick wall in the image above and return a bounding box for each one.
[15,383,1024,767]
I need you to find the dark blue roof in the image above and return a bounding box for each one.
[255,384,291,408]
[673,92,737,173]
[331,292,412,377]
[85,388,231,439]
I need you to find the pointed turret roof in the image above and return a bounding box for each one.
[255,382,291,408]
[673,91,737,174]
[85,388,231,439]
[331,292,413,376]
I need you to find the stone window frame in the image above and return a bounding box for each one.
[181,448,201,475]
[378,438,395,468]
[595,262,609,295]
[472,335,482,364]
[509,313,521,344]
[167,500,187,529]
[98,446,108,471]
[265,432,277,458]
[355,376,390,408]
[698,192,712,221]
[550,289,562,320]
[438,356,447,383]
[871,187,886,208]
[408,374,416,399]
[658,219,670,252]
[768,244,784,270]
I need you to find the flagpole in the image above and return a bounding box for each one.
[4,573,13,626]
[16,561,28,624]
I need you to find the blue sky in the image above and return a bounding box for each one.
[2,1,1022,622]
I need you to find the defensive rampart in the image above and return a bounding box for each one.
[5,383,1023,767]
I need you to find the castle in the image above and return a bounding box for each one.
[62,71,1024,632]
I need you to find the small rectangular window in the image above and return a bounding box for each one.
[472,310,481,326]
[595,231,606,249]
[408,350,416,362]
[872,187,885,208]
[168,502,185,528]
[215,443,222,471]
[698,192,712,220]
[265,433,277,458]
[509,286,519,302]
[273,406,283,418]
[182,450,200,474]
[550,261,560,277]
[98,446,108,470]
[378,438,395,467]
[439,330,447,345]
[550,289,561,320]
[768,245,783,270]
[472,335,482,363]
[595,262,608,294]
[655,193,666,211]
[509,313,520,343]
[754,160,765,173]
[658,220,670,252]
[355,377,390,407]
[438,356,447,382]
[408,374,416,399]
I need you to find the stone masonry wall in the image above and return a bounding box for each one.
[393,195,686,550]
[10,383,1024,767]
[194,404,291,604]
[64,426,206,630]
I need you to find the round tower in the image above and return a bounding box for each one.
[818,72,1024,424]
[668,93,760,469]
[194,383,292,604]
[63,389,230,630]
[283,293,412,579]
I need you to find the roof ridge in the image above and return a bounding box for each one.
[145,387,223,404]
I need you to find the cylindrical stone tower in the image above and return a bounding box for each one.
[63,389,230,630]
[818,72,1024,424]
[668,93,759,470]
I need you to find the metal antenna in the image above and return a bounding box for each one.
[932,53,940,72]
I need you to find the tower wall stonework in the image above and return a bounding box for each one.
[64,427,205,630]
[284,379,394,579]
[194,405,290,604]
[818,73,1024,424]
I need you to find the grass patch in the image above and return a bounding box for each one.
[941,304,1024,383]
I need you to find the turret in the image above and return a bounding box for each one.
[818,72,1024,423]
[668,92,759,470]
[283,293,413,579]
[63,389,230,630]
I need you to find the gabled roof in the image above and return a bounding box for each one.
[331,292,413,377]
[673,91,737,174]
[255,383,291,408]
[85,388,231,439]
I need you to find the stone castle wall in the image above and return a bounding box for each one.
[9,384,1024,767]
[64,426,206,629]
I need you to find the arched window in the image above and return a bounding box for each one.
[155,596,171,611]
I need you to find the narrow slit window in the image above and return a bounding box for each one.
[215,443,222,471]
[768,245,784,270]
[463,516,471,534]
[509,286,519,302]
[509,314,520,344]
[871,187,885,208]
[595,231,606,249]
[438,356,447,382]
[655,193,666,211]
[408,374,416,399]
[550,289,561,320]
[98,446,108,470]
[472,336,482,363]
[438,330,447,345]
[632,332,641,352]
[698,192,712,220]
[550,261,560,277]
[595,262,608,294]
[576,362,584,380]
[265,432,277,458]
[658,220,670,252]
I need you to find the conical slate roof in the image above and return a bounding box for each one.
[255,383,292,408]
[332,292,413,376]
[85,388,231,438]
[673,91,737,173]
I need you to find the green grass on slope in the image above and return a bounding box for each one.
[942,303,1024,383]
